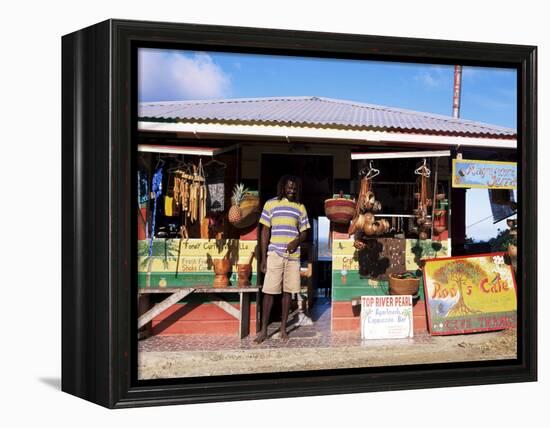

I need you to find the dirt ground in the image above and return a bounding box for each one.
[138,329,516,379]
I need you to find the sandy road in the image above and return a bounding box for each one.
[138,329,516,379]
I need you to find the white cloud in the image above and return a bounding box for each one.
[139,49,231,101]
[414,65,450,88]
[416,71,441,87]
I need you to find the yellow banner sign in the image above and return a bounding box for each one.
[138,239,258,273]
[331,239,356,269]
[331,239,356,255]
[332,238,448,272]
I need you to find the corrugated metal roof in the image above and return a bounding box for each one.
[138,96,516,138]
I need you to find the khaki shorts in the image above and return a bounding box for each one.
[262,251,301,295]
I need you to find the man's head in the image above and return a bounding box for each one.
[277,175,301,203]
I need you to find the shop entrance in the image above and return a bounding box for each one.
[260,153,334,320]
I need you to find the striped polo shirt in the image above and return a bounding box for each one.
[259,197,310,260]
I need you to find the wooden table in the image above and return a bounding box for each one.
[138,286,260,339]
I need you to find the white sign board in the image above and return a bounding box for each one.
[361,295,414,340]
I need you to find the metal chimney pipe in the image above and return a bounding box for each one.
[452,65,463,119]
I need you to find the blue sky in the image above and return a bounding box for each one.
[139,48,517,128]
[138,48,517,240]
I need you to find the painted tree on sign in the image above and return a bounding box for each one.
[432,259,487,316]
[402,307,413,337]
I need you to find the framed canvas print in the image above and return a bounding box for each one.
[61,19,537,408]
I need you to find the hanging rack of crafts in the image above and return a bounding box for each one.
[137,144,261,289]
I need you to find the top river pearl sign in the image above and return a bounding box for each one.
[361,295,414,340]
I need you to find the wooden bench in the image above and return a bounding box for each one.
[138,286,260,339]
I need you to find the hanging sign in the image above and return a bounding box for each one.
[361,295,414,339]
[423,253,517,335]
[452,159,516,189]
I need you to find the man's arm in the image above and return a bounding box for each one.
[287,206,310,254]
[260,224,270,273]
[286,230,307,254]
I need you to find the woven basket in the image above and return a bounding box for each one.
[389,274,420,296]
[232,195,260,229]
[324,198,355,224]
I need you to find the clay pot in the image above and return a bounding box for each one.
[237,264,252,287]
[508,244,518,258]
[213,258,231,288]
[419,231,428,240]
[389,274,420,296]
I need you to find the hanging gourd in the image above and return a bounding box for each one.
[413,159,432,240]
[349,161,390,241]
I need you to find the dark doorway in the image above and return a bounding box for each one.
[260,153,334,219]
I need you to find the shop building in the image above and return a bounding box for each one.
[136,96,517,338]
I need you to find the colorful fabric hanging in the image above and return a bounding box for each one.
[137,169,149,205]
[149,166,163,257]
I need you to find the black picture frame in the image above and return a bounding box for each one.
[61,19,537,408]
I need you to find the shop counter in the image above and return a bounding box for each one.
[138,286,260,339]
[138,238,259,336]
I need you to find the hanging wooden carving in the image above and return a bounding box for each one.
[413,159,432,240]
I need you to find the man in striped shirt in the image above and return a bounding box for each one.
[254,175,310,343]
